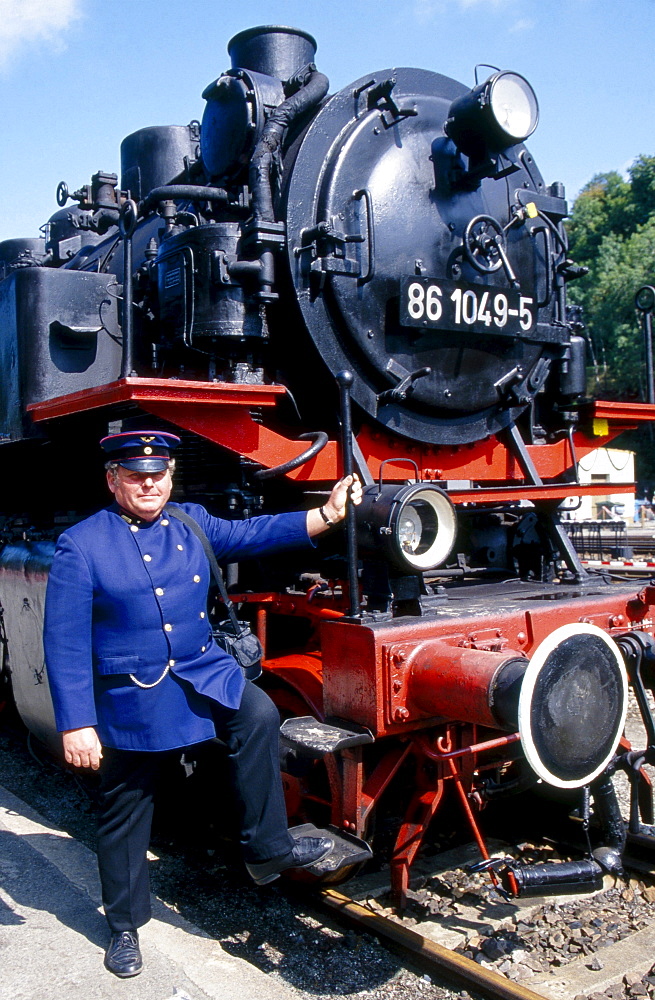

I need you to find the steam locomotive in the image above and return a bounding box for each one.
[2,24,655,903]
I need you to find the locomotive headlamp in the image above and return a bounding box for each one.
[357,482,457,572]
[446,70,539,156]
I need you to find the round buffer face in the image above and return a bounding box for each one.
[518,623,628,789]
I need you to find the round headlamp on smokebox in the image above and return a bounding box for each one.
[100,430,181,472]
[356,482,457,573]
[445,70,539,157]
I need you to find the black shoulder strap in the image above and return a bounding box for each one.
[165,505,241,631]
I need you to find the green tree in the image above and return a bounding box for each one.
[567,170,632,263]
[630,155,655,222]
[567,155,655,480]
[568,155,655,397]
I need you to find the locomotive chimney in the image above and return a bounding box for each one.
[227,25,317,80]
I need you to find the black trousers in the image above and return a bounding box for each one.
[96,681,294,933]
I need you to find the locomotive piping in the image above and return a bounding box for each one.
[140,184,231,215]
[249,67,329,224]
[254,431,328,479]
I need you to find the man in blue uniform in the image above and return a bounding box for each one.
[44,429,361,978]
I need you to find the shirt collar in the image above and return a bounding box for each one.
[110,502,162,529]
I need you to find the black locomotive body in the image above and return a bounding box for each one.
[1,25,655,902]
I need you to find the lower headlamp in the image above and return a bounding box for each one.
[357,482,457,572]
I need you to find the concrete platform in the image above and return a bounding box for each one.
[0,784,297,1000]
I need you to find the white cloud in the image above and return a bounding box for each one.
[414,0,514,23]
[457,0,514,6]
[413,0,442,25]
[509,17,534,32]
[0,0,83,70]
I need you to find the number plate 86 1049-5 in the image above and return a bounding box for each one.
[400,277,535,338]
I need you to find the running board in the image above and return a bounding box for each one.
[280,716,374,757]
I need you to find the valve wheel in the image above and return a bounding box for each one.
[463,214,505,273]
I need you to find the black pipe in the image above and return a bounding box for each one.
[119,200,138,378]
[635,287,655,402]
[336,371,361,618]
[250,68,329,224]
[504,859,604,897]
[644,310,654,404]
[140,184,232,214]
[254,432,328,480]
[591,773,627,852]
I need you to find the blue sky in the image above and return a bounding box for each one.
[1,0,653,243]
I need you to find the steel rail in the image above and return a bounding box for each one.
[319,888,549,1000]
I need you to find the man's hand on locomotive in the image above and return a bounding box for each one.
[307,473,362,536]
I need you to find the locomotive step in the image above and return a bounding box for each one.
[280,716,374,758]
[288,822,373,876]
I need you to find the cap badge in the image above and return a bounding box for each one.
[143,446,153,454]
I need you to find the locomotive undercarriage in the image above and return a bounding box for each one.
[3,402,655,904]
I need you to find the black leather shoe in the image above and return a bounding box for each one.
[104,930,143,977]
[246,836,334,886]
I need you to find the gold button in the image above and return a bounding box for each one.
[201,646,206,652]
[200,611,205,619]
[164,623,172,632]
[130,524,139,533]
[155,588,164,596]
[168,659,175,667]
[161,519,169,526]
[143,554,152,562]
[193,575,201,583]
[177,544,184,551]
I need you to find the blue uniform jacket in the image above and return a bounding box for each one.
[43,502,311,751]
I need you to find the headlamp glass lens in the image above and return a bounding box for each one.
[489,72,538,141]
[391,488,456,570]
[398,502,438,557]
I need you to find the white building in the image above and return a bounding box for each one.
[562,447,636,522]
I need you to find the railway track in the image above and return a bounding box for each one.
[318,857,655,1000]
[319,887,548,1000]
